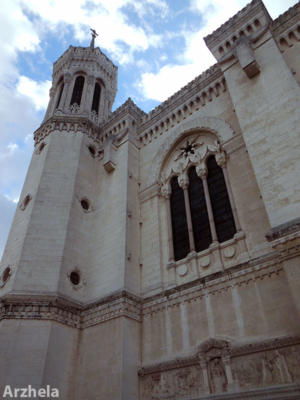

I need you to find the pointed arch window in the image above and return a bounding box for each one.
[207,156,236,243]
[91,82,101,114]
[170,176,190,261]
[70,76,85,106]
[167,153,238,262]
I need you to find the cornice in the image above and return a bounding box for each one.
[0,290,142,329]
[53,45,117,82]
[139,64,222,133]
[0,250,293,328]
[33,115,102,146]
[142,251,280,314]
[102,97,146,140]
[271,2,300,35]
[204,0,271,49]
[266,217,300,242]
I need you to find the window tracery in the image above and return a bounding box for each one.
[160,133,239,262]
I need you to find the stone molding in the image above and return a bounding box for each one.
[33,115,102,148]
[0,290,142,329]
[138,335,300,376]
[204,0,271,50]
[52,45,117,91]
[139,336,300,399]
[266,217,300,242]
[138,69,226,147]
[0,253,284,329]
[271,2,300,36]
[142,253,282,315]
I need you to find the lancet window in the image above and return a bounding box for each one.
[91,82,101,114]
[70,75,85,106]
[160,134,240,262]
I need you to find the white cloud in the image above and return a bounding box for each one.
[138,0,298,102]
[17,76,51,111]
[18,0,168,64]
[0,194,17,259]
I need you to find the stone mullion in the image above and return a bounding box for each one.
[201,174,218,243]
[178,176,195,252]
[166,195,175,262]
[61,73,72,112]
[161,186,174,262]
[83,75,95,114]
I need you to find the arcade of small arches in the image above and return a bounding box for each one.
[160,133,241,262]
[47,71,106,122]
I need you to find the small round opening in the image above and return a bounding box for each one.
[70,271,80,285]
[20,194,32,210]
[88,145,96,157]
[2,267,11,283]
[80,198,90,211]
[24,195,31,207]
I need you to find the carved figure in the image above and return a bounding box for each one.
[208,358,227,393]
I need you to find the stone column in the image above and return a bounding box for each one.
[61,72,72,113]
[161,184,174,262]
[199,357,210,394]
[196,166,218,243]
[222,356,235,391]
[216,152,241,231]
[178,174,195,252]
[83,75,95,114]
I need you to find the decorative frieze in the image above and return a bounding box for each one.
[139,336,300,399]
[33,116,102,148]
[0,291,142,329]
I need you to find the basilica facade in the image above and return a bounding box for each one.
[1,0,300,399]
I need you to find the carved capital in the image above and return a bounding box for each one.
[161,183,171,199]
[178,174,189,189]
[87,75,95,86]
[215,151,227,168]
[196,164,208,179]
[64,72,72,83]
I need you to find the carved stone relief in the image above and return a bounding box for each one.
[140,366,204,400]
[208,357,227,393]
[140,339,300,399]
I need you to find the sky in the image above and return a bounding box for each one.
[0,0,297,258]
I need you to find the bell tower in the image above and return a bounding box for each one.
[0,34,143,399]
[44,31,117,125]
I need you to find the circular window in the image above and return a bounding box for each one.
[88,145,96,157]
[70,271,80,285]
[2,267,11,283]
[80,198,90,211]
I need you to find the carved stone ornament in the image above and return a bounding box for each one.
[160,133,226,188]
[160,183,171,199]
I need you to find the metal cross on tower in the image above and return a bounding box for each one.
[90,28,98,49]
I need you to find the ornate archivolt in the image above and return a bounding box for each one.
[159,131,227,196]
